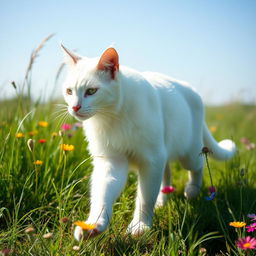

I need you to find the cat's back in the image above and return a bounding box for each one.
[142,71,202,108]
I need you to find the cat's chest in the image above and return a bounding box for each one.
[84,117,152,160]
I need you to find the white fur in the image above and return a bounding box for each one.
[61,47,236,240]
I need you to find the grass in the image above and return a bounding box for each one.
[0,38,256,255]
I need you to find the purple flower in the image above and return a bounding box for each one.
[205,192,216,201]
[248,214,256,221]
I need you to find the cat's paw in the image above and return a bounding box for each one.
[73,222,103,241]
[184,184,201,199]
[127,221,151,236]
[155,194,167,208]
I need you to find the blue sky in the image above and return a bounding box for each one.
[1,0,256,104]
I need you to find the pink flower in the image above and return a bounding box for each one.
[161,186,175,194]
[240,137,250,145]
[236,236,256,250]
[61,123,72,131]
[246,223,256,232]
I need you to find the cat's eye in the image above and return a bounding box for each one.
[66,88,72,95]
[85,88,98,96]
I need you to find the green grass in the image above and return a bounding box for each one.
[0,96,255,255]
[0,35,256,254]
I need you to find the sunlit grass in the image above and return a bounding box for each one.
[0,36,256,255]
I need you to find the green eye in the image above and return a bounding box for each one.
[85,88,98,96]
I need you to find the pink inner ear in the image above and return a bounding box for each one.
[97,48,119,79]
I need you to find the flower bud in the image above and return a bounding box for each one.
[27,139,34,152]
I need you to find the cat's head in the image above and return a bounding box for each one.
[61,45,120,121]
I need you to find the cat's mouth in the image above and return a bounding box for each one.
[73,112,93,121]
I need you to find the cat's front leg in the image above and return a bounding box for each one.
[74,155,128,241]
[127,157,166,235]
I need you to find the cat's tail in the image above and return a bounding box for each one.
[203,123,236,161]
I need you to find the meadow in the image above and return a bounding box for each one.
[0,38,256,255]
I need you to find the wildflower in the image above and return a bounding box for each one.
[161,186,175,194]
[72,245,80,251]
[236,236,256,250]
[205,192,216,201]
[229,221,246,228]
[59,130,64,137]
[60,144,74,151]
[38,139,46,144]
[25,227,35,233]
[51,132,58,137]
[38,121,48,127]
[34,160,43,165]
[199,248,207,255]
[240,137,255,150]
[59,217,69,223]
[208,186,216,193]
[73,122,82,130]
[28,130,38,136]
[27,139,34,152]
[246,223,256,233]
[209,126,217,133]
[61,123,71,131]
[240,137,250,145]
[15,132,24,138]
[0,248,11,256]
[248,214,256,221]
[73,221,96,230]
[200,147,212,156]
[43,232,53,239]
[245,143,255,150]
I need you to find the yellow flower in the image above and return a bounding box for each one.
[51,132,58,137]
[209,126,217,133]
[28,130,38,136]
[60,144,74,151]
[15,132,24,138]
[34,160,43,165]
[38,121,48,127]
[229,221,246,228]
[73,221,96,230]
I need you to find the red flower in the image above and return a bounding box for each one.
[161,186,175,194]
[38,139,46,144]
[208,186,216,193]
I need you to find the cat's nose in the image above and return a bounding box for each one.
[72,105,81,112]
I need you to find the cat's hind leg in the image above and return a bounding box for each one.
[155,164,171,207]
[180,148,204,199]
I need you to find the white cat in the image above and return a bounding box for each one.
[61,45,236,240]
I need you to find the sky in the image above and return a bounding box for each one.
[1,0,256,105]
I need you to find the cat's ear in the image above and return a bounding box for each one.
[61,44,81,66]
[97,48,119,80]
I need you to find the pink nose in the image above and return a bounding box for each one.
[72,105,81,112]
